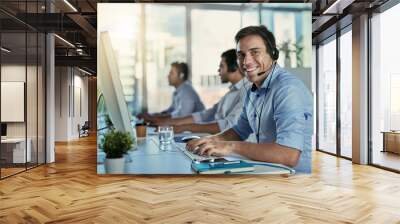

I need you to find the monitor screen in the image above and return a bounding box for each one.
[1,123,7,137]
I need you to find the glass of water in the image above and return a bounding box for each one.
[158,126,174,151]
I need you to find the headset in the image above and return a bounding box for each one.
[227,61,238,73]
[173,62,188,81]
[259,29,279,61]
[226,57,238,73]
[179,72,185,80]
[253,28,279,142]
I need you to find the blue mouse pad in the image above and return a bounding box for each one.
[174,136,185,143]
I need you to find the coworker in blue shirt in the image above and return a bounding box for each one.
[139,62,205,124]
[187,25,313,172]
[156,49,248,134]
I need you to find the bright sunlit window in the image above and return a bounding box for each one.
[371,2,400,169]
[340,28,352,158]
[318,37,337,154]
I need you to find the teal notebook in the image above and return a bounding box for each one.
[191,160,255,174]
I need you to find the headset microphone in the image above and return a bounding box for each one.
[256,61,276,76]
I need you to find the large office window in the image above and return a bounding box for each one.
[98,4,187,115]
[241,4,259,27]
[317,36,337,154]
[316,27,353,159]
[371,3,400,171]
[191,9,241,108]
[1,31,27,177]
[146,5,187,112]
[0,1,46,179]
[261,4,312,68]
[97,4,141,115]
[340,28,352,158]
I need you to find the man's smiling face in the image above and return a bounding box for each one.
[236,34,274,85]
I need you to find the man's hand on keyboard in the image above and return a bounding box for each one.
[186,136,236,157]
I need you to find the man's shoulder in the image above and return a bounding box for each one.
[179,82,198,95]
[179,82,194,91]
[273,68,312,103]
[274,68,307,90]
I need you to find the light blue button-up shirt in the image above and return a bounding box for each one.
[232,65,313,173]
[163,81,205,118]
[192,79,250,131]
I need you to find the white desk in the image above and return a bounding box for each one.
[97,130,294,175]
[1,138,31,163]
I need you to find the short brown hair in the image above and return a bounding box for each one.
[171,62,189,80]
[235,25,278,60]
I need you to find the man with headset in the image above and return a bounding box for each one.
[139,62,205,123]
[187,25,313,173]
[156,49,250,134]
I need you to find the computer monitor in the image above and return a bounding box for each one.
[98,31,135,137]
[1,123,7,137]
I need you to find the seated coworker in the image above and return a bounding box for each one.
[139,62,205,124]
[187,25,313,173]
[158,49,249,134]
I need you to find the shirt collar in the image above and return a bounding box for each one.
[229,78,246,91]
[175,80,190,92]
[250,64,281,92]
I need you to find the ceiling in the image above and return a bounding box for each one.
[311,0,390,44]
[0,0,394,75]
[1,0,98,74]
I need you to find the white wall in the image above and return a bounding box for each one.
[1,65,30,137]
[55,67,70,141]
[72,73,89,138]
[1,64,46,163]
[55,67,89,141]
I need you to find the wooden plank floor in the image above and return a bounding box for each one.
[1,135,400,223]
[0,167,26,178]
[373,151,400,171]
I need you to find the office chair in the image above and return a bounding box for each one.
[79,121,90,138]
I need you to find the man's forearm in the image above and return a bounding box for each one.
[232,142,301,167]
[177,123,221,134]
[152,113,171,119]
[166,116,194,125]
[214,128,242,141]
[147,114,171,124]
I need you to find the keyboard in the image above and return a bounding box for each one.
[175,143,222,162]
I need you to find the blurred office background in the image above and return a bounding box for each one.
[97,3,312,123]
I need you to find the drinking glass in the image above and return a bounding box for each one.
[158,126,174,151]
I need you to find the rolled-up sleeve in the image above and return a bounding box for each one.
[273,82,311,151]
[192,103,218,123]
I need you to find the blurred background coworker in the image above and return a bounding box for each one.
[139,62,205,124]
[157,49,249,134]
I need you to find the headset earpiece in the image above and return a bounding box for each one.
[179,72,185,80]
[271,48,279,60]
[267,47,279,61]
[228,63,238,73]
[262,31,279,61]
